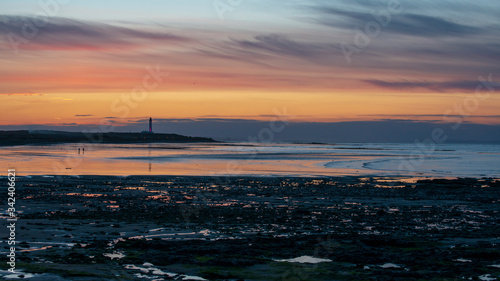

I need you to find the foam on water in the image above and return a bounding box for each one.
[274,256,333,263]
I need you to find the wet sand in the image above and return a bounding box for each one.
[1,176,499,280]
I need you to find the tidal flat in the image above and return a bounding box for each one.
[1,176,499,280]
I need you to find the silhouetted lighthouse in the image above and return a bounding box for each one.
[149,117,152,133]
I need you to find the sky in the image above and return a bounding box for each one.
[1,0,500,141]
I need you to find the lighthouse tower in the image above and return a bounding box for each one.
[142,118,153,134]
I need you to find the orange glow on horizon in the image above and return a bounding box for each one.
[2,91,499,127]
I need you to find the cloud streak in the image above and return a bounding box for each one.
[0,15,190,52]
[313,6,481,37]
[365,79,500,92]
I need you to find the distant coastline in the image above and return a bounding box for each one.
[0,130,216,146]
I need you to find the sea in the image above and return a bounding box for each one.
[0,143,500,178]
[1,142,499,178]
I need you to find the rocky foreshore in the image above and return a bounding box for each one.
[1,176,499,280]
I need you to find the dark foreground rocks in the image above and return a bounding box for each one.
[1,176,499,280]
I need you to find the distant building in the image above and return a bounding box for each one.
[141,117,154,134]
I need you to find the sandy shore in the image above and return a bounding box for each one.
[1,176,499,280]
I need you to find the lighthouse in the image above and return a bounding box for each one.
[141,118,153,134]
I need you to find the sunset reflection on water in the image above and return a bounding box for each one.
[1,142,499,178]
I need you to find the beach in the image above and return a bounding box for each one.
[3,1,500,280]
[2,142,500,177]
[1,175,499,280]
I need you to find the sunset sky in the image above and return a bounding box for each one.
[1,0,500,141]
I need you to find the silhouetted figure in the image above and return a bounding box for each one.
[82,148,85,154]
[78,148,80,154]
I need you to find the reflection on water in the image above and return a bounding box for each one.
[1,142,499,177]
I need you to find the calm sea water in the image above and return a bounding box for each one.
[1,142,499,177]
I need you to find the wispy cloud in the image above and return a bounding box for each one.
[365,79,500,92]
[312,6,481,37]
[0,2,499,96]
[0,16,190,52]
[231,34,337,59]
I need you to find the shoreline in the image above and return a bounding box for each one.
[0,130,217,147]
[3,174,499,181]
[3,142,499,178]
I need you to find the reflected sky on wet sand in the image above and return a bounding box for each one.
[1,143,500,177]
